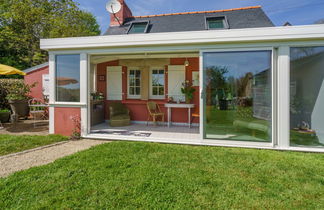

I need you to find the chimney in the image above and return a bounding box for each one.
[109,0,133,27]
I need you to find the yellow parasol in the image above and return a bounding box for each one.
[0,64,26,76]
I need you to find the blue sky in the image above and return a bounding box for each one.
[75,0,324,33]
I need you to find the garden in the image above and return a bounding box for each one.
[0,141,323,209]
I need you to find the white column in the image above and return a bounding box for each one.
[80,53,88,136]
[48,53,55,134]
[277,46,290,148]
[199,51,204,140]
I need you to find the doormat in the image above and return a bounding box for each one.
[92,130,151,137]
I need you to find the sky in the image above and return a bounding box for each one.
[75,0,324,34]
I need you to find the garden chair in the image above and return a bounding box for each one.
[147,101,165,126]
[28,98,48,128]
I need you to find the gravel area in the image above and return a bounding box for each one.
[0,139,108,178]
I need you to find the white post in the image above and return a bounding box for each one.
[48,53,55,134]
[199,51,204,141]
[80,53,88,137]
[277,46,290,148]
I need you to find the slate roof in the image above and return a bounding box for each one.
[104,6,274,36]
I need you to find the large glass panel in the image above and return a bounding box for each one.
[203,50,272,142]
[55,54,80,102]
[290,47,324,147]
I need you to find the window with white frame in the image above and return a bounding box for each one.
[128,69,141,99]
[150,69,165,99]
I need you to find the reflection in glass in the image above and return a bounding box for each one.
[290,47,324,147]
[56,54,80,102]
[203,51,272,142]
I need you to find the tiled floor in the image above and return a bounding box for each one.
[90,123,200,143]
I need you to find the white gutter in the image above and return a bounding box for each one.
[40,24,324,51]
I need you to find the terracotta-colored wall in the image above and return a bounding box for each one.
[24,66,49,100]
[96,57,200,124]
[54,107,81,136]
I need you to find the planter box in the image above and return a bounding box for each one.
[0,112,10,123]
[8,99,30,119]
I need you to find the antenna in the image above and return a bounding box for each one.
[106,0,122,25]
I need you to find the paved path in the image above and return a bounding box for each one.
[0,140,108,178]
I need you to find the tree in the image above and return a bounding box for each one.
[0,0,101,70]
[314,18,324,24]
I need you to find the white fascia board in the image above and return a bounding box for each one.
[40,25,324,51]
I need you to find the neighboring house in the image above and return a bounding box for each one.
[24,63,49,100]
[39,0,324,152]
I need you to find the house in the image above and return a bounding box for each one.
[24,63,49,100]
[39,0,324,152]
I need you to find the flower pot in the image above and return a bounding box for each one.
[8,99,30,119]
[185,97,191,104]
[0,112,10,123]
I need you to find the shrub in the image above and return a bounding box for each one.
[0,79,36,109]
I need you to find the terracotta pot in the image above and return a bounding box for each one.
[8,99,30,119]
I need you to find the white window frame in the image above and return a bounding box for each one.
[127,67,141,99]
[149,67,165,99]
[200,47,275,148]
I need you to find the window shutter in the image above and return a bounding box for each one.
[168,65,185,102]
[107,66,122,100]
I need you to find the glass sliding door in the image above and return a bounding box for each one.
[203,50,272,142]
[290,46,324,147]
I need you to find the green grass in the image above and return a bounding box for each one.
[0,134,68,156]
[1,141,323,209]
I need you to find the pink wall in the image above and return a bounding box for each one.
[24,65,49,100]
[96,57,200,124]
[54,107,80,136]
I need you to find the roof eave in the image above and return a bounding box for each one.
[40,25,324,51]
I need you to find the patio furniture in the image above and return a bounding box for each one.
[28,98,49,128]
[109,102,130,127]
[164,103,195,128]
[147,102,165,126]
[191,107,200,125]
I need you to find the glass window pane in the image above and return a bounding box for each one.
[153,87,158,95]
[136,87,141,95]
[208,18,224,29]
[203,51,272,142]
[290,47,324,147]
[129,87,134,95]
[135,70,141,78]
[136,79,140,86]
[130,78,135,86]
[159,87,164,96]
[55,54,80,102]
[128,22,148,34]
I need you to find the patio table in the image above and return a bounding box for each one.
[164,103,195,128]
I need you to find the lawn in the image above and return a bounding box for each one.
[0,141,323,209]
[0,134,68,156]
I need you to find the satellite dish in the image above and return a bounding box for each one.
[106,0,121,14]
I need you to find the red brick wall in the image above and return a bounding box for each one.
[109,0,133,26]
[97,57,200,124]
[24,65,49,100]
[54,107,80,136]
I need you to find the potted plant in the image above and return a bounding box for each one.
[6,82,36,119]
[181,80,196,104]
[0,109,10,123]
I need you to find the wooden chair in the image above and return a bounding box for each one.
[191,107,200,125]
[147,101,165,126]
